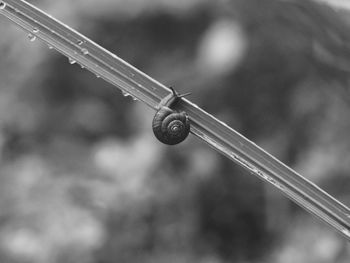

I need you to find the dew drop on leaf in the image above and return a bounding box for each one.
[27,33,36,42]
[342,228,350,238]
[122,91,131,97]
[81,48,89,55]
[68,58,76,64]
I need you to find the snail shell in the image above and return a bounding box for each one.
[152,88,190,145]
[152,107,190,145]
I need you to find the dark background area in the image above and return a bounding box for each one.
[0,0,349,262]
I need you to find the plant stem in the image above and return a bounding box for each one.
[1,0,349,241]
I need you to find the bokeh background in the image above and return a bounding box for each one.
[0,0,349,262]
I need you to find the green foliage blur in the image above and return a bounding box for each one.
[0,0,349,262]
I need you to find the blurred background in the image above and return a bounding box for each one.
[0,0,349,262]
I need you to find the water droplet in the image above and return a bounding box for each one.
[68,58,76,64]
[32,28,39,33]
[0,2,6,9]
[80,64,85,69]
[47,45,53,49]
[122,91,131,97]
[77,40,83,45]
[81,48,89,55]
[27,33,36,42]
[95,74,100,78]
[342,228,350,237]
[132,96,138,101]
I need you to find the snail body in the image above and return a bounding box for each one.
[152,88,190,145]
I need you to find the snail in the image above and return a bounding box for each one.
[152,87,191,145]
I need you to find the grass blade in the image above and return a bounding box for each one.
[1,0,349,240]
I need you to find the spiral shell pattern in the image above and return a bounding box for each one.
[152,107,190,145]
